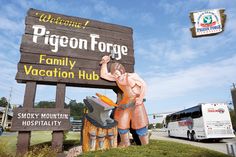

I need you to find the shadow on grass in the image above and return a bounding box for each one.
[30,140,81,151]
[169,136,228,143]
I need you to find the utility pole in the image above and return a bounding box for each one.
[2,87,12,129]
[231,83,236,116]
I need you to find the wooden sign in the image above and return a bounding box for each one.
[190,9,226,37]
[11,108,71,131]
[16,8,134,88]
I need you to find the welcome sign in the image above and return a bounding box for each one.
[16,8,134,88]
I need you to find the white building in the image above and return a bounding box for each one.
[148,112,173,126]
[0,107,13,129]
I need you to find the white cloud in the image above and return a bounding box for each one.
[91,0,124,20]
[0,16,23,34]
[136,32,201,64]
[136,15,236,66]
[157,1,185,15]
[207,0,234,8]
[146,54,236,101]
[139,13,155,25]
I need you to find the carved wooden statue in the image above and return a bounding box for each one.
[81,96,118,152]
[100,55,149,147]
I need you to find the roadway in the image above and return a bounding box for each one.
[150,129,236,155]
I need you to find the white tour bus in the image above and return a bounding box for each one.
[165,103,235,141]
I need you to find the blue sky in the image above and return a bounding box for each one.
[0,0,236,114]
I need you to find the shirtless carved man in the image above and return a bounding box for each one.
[100,55,149,147]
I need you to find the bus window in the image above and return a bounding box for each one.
[171,114,176,122]
[176,114,181,121]
[191,106,202,118]
[180,112,186,120]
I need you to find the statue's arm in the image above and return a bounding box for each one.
[128,73,147,104]
[100,56,115,81]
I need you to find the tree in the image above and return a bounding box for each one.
[156,123,164,128]
[0,97,8,108]
[148,124,154,129]
[66,100,86,120]
[35,100,86,120]
[35,101,56,108]
[229,108,236,130]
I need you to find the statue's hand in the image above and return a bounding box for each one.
[135,97,143,106]
[100,55,110,64]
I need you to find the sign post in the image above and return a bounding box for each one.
[16,82,36,155]
[52,84,66,152]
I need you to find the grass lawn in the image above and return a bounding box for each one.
[81,140,230,157]
[0,132,231,157]
[0,131,80,156]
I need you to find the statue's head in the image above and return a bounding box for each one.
[110,62,126,77]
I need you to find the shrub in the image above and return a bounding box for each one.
[148,124,154,129]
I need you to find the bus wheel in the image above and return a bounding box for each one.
[192,131,197,141]
[187,131,192,141]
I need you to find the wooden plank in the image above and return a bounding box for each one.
[16,74,118,89]
[19,42,135,65]
[16,62,134,79]
[16,62,105,72]
[25,18,133,41]
[52,84,66,152]
[16,74,116,89]
[17,62,134,75]
[16,82,36,155]
[19,53,134,70]
[25,20,133,41]
[27,8,132,34]
[15,62,134,88]
[20,33,134,58]
[11,108,70,131]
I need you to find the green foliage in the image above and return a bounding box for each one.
[64,131,69,140]
[229,108,236,130]
[148,124,154,129]
[0,97,9,108]
[81,140,230,157]
[156,123,164,128]
[66,100,86,120]
[35,101,56,108]
[35,100,86,120]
